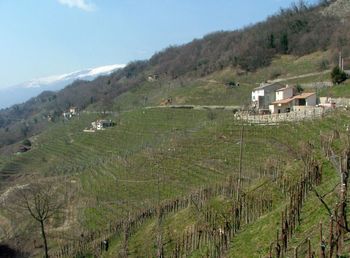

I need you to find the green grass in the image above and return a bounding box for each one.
[233,52,329,84]
[319,79,350,98]
[284,72,331,86]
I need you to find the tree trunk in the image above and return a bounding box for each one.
[40,220,49,258]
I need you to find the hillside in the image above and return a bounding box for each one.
[1,104,350,257]
[1,1,350,257]
[1,0,350,149]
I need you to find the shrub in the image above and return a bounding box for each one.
[331,66,347,84]
[226,81,236,87]
[22,139,32,147]
[296,84,304,93]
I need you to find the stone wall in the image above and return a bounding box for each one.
[236,107,327,125]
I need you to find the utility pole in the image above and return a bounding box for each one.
[237,123,245,197]
[337,154,348,256]
[156,163,164,258]
[339,51,344,71]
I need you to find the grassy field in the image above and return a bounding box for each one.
[319,79,350,98]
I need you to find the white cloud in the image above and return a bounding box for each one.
[57,0,95,12]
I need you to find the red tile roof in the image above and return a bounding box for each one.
[272,98,294,105]
[272,92,315,105]
[293,92,315,99]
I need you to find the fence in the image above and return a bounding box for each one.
[50,179,254,257]
[50,165,281,258]
[268,159,323,258]
[170,188,274,258]
[269,129,350,258]
[236,108,327,125]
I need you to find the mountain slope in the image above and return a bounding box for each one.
[0,0,349,149]
[1,1,350,256]
[0,64,125,109]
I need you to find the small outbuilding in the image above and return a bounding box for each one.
[69,107,78,115]
[91,120,114,130]
[63,107,79,119]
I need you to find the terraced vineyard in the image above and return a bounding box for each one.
[2,104,349,257]
[0,49,348,257]
[91,110,349,258]
[2,108,281,226]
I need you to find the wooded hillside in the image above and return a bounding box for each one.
[0,0,349,148]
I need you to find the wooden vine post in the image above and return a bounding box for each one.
[237,123,244,198]
[320,221,326,258]
[156,165,164,258]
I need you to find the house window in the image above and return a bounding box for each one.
[299,99,306,106]
[286,108,290,113]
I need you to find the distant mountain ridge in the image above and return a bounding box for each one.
[0,64,125,109]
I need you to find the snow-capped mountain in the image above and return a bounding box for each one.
[0,64,125,109]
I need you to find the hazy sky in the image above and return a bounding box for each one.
[0,0,319,88]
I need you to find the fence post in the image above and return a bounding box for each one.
[329,216,334,258]
[308,238,312,258]
[320,221,326,258]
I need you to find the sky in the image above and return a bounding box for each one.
[0,0,319,88]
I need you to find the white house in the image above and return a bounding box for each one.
[63,107,79,119]
[147,74,159,82]
[251,83,284,110]
[293,93,317,111]
[269,92,316,114]
[275,85,294,101]
[91,120,114,130]
[62,112,72,119]
[69,107,78,115]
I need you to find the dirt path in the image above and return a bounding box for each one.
[146,104,241,111]
[268,70,330,83]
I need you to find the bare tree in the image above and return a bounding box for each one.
[7,183,63,258]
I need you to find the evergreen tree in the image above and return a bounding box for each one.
[331,66,347,84]
[280,33,289,53]
[268,33,276,48]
